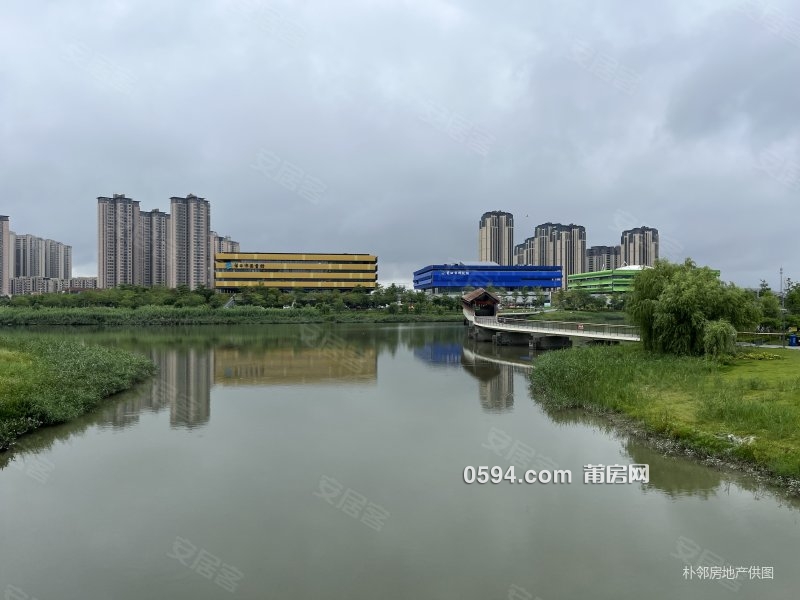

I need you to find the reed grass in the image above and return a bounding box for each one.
[0,336,156,449]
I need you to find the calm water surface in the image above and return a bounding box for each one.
[1,324,798,599]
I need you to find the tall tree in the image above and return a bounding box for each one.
[627,259,760,355]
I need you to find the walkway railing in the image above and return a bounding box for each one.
[472,315,641,341]
[736,331,790,347]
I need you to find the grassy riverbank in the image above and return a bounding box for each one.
[531,345,800,480]
[0,306,465,327]
[0,337,155,449]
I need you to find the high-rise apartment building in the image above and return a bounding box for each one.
[67,277,98,290]
[169,194,211,289]
[98,194,142,288]
[14,234,47,277]
[0,216,11,297]
[98,193,216,290]
[587,245,621,272]
[478,211,514,266]
[514,236,536,266]
[620,226,659,267]
[140,209,170,287]
[212,232,240,254]
[209,231,237,291]
[3,223,71,295]
[45,239,72,279]
[513,242,525,266]
[530,223,586,287]
[62,244,72,279]
[10,277,63,295]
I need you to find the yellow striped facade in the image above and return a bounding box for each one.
[214,252,378,291]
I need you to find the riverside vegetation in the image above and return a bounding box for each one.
[0,306,464,327]
[531,345,800,479]
[0,336,155,449]
[531,259,800,483]
[0,284,464,326]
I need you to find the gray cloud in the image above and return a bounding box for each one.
[1,0,798,288]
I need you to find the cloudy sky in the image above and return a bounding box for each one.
[1,0,798,287]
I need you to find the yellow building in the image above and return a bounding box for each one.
[214,252,378,291]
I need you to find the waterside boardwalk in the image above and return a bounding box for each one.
[468,314,641,342]
[461,288,640,347]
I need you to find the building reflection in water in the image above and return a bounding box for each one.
[214,345,377,386]
[101,338,378,430]
[412,343,463,367]
[103,348,213,430]
[460,347,515,413]
[412,341,519,413]
[163,348,214,429]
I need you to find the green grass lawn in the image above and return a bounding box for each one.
[531,345,800,479]
[0,337,156,449]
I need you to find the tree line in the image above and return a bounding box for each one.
[0,284,464,314]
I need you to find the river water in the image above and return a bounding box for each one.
[1,324,797,599]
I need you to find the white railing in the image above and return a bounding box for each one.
[472,316,641,341]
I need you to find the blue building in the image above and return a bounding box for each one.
[413,262,562,293]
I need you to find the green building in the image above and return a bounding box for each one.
[567,265,647,294]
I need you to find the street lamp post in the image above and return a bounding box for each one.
[781,267,786,348]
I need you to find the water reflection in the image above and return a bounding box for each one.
[460,348,515,412]
[412,342,463,367]
[463,344,537,413]
[101,348,213,430]
[623,441,723,499]
[215,345,376,385]
[28,322,461,359]
[412,339,537,413]
[528,405,727,499]
[531,405,756,502]
[4,324,797,518]
[0,326,386,466]
[3,323,800,600]
[166,348,214,428]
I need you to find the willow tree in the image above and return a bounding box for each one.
[627,259,761,356]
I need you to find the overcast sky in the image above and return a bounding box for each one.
[1,0,798,287]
